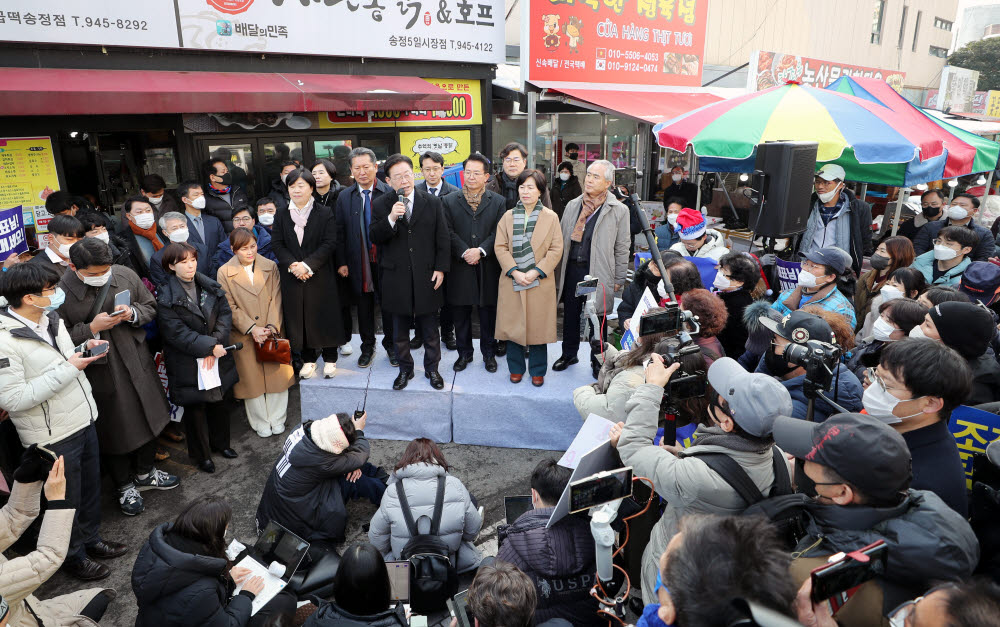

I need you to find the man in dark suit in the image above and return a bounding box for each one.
[441,153,506,374]
[335,147,396,368]
[149,181,225,287]
[370,154,451,391]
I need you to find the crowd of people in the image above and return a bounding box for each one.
[2,144,1000,627]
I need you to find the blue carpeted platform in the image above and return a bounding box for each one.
[299,336,593,450]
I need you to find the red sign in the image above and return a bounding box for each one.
[524,0,708,88]
[925,89,990,114]
[747,50,906,93]
[207,0,255,15]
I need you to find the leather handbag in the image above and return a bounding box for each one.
[254,324,291,365]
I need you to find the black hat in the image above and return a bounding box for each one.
[929,301,995,360]
[758,310,837,345]
[773,413,911,502]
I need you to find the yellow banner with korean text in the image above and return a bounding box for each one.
[319,78,481,129]
[400,130,471,168]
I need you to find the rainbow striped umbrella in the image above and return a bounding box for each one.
[653,82,944,184]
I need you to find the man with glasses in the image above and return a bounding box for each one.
[911,225,977,287]
[486,142,552,211]
[913,192,996,261]
[370,154,450,390]
[213,206,278,268]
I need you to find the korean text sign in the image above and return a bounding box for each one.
[0,206,27,257]
[747,50,905,93]
[320,78,481,129]
[524,0,708,88]
[949,405,1000,490]
[0,136,59,233]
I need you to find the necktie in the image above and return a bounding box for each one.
[430,187,438,197]
[362,189,371,228]
[403,196,412,221]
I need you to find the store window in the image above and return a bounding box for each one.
[929,45,949,58]
[208,143,255,200]
[871,0,886,44]
[607,117,639,169]
[492,113,556,180]
[313,139,354,186]
[262,140,303,187]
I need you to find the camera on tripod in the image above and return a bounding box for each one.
[783,339,840,393]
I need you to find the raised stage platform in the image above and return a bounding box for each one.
[299,336,596,450]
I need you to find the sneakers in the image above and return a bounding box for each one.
[339,344,353,356]
[135,468,180,491]
[299,362,318,379]
[272,423,286,436]
[323,362,337,378]
[118,484,144,516]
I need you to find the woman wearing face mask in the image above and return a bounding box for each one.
[855,266,927,341]
[653,198,684,251]
[712,252,761,358]
[118,196,165,282]
[617,255,704,332]
[550,161,582,220]
[847,298,927,382]
[854,236,914,332]
[201,158,251,235]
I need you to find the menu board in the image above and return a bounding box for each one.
[0,137,59,233]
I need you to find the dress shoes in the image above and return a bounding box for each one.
[409,336,423,349]
[393,371,414,390]
[198,459,216,473]
[358,351,374,368]
[509,374,523,383]
[453,355,471,372]
[551,356,579,371]
[484,355,498,373]
[217,448,238,459]
[443,331,458,351]
[426,370,445,390]
[495,341,507,357]
[160,424,184,442]
[532,376,545,387]
[86,539,128,560]
[388,353,399,367]
[64,557,111,581]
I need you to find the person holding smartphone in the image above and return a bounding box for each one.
[0,263,125,581]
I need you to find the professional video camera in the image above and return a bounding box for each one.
[657,340,707,402]
[782,338,840,399]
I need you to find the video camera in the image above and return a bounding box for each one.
[637,303,698,339]
[783,339,840,398]
[657,340,707,401]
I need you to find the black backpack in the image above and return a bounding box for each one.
[396,476,459,613]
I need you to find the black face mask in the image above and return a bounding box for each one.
[922,205,941,219]
[568,152,578,160]
[218,172,233,186]
[764,347,796,377]
[869,253,890,270]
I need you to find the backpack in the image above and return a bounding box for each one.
[396,475,459,613]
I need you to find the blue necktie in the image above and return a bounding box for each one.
[362,189,371,228]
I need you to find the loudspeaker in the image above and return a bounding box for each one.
[750,141,818,237]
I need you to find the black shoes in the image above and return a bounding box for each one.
[552,356,579,371]
[393,371,414,390]
[358,351,374,368]
[453,355,471,372]
[409,336,423,349]
[443,331,458,351]
[87,539,128,560]
[198,459,216,473]
[495,341,507,357]
[64,557,111,581]
[484,355,498,373]
[427,370,445,390]
[388,352,399,367]
[213,448,238,459]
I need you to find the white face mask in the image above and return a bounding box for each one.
[872,316,898,342]
[817,183,841,204]
[57,242,72,258]
[559,172,570,182]
[909,325,928,339]
[133,213,155,229]
[713,273,732,291]
[147,195,163,206]
[92,232,110,245]
[946,205,969,221]
[933,244,958,261]
[862,383,925,424]
[879,285,903,302]
[671,174,683,183]
[797,270,819,289]
[168,228,190,243]
[656,279,667,299]
[79,269,112,288]
[667,213,679,227]
[190,196,206,210]
[258,213,275,226]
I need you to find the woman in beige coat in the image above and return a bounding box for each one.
[218,227,295,438]
[1,456,114,626]
[494,169,564,386]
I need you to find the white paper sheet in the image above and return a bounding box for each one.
[558,414,615,469]
[232,556,286,616]
[196,357,222,390]
[620,287,657,350]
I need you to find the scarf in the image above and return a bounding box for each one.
[463,186,484,211]
[571,191,607,242]
[684,425,772,454]
[512,202,541,273]
[129,219,164,251]
[211,184,232,195]
[500,172,519,208]
[289,197,315,245]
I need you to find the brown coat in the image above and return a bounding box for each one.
[217,256,294,399]
[494,206,564,346]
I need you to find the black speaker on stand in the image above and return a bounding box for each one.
[749,141,818,238]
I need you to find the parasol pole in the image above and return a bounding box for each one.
[890,187,910,237]
[982,171,994,203]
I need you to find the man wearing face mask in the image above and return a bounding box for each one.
[58,238,179,516]
[771,246,857,329]
[911,225,977,287]
[796,164,873,276]
[661,166,698,212]
[149,196,223,288]
[117,196,165,282]
[201,158,250,234]
[140,174,183,219]
[912,193,996,261]
[28,214,83,277]
[76,209,134,272]
[653,198,684,251]
[896,190,944,241]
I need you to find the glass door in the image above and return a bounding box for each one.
[312,137,355,186]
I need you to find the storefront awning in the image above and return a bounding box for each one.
[0,68,455,115]
[549,88,723,125]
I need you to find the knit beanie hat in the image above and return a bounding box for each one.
[310,414,349,454]
[674,207,707,240]
[929,301,995,360]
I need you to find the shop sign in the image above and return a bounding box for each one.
[747,50,905,93]
[0,1,180,48]
[938,65,981,114]
[319,78,481,129]
[925,89,990,114]
[400,130,471,166]
[987,91,1000,119]
[0,137,59,234]
[0,206,28,257]
[522,0,709,88]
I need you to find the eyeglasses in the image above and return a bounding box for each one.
[233,216,254,225]
[866,367,887,392]
[931,239,956,247]
[654,571,667,596]
[503,156,524,164]
[888,583,959,627]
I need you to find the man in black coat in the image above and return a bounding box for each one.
[661,165,698,210]
[441,153,506,373]
[912,192,997,261]
[369,154,451,391]
[202,158,250,234]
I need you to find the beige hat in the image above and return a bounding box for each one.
[311,415,349,454]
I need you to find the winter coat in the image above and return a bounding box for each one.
[256,422,371,544]
[756,356,864,422]
[912,218,996,262]
[486,171,552,211]
[0,308,97,447]
[770,284,858,330]
[368,462,483,573]
[618,383,783,603]
[496,507,602,626]
[788,489,979,613]
[716,289,754,359]
[333,181,394,295]
[369,190,451,316]
[270,201,345,352]
[668,228,730,262]
[57,265,170,455]
[214,224,278,269]
[661,181,698,211]
[216,256,294,400]
[441,189,506,307]
[796,188,874,276]
[911,250,971,287]
[551,176,582,219]
[573,346,644,421]
[314,185,343,210]
[617,261,664,323]
[494,206,564,346]
[156,273,238,406]
[853,269,890,332]
[267,178,291,212]
[0,480,109,627]
[654,222,681,251]
[132,523,254,627]
[149,213,226,288]
[416,179,460,198]
[204,184,251,234]
[556,194,630,318]
[304,601,408,627]
[969,352,1000,405]
[116,220,165,282]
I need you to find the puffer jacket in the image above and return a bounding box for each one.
[0,480,110,627]
[368,463,483,573]
[668,228,730,262]
[911,250,971,287]
[204,184,251,234]
[618,383,782,603]
[756,355,864,422]
[556,194,630,318]
[132,523,253,627]
[573,345,644,421]
[304,600,408,627]
[0,308,98,447]
[496,507,602,626]
[266,178,291,212]
[214,223,278,269]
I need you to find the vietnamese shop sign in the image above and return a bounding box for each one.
[747,50,905,93]
[0,0,504,64]
[522,0,709,88]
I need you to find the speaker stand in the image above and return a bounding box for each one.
[717,174,748,230]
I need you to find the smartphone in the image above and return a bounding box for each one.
[810,540,888,608]
[33,443,58,463]
[569,467,633,514]
[575,277,599,296]
[110,289,130,316]
[386,561,410,603]
[82,342,110,359]
[446,589,473,627]
[639,307,682,337]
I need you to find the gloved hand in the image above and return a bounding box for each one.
[759,253,777,266]
[13,445,54,484]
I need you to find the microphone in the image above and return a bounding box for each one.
[223,342,244,352]
[633,205,675,301]
[395,188,408,224]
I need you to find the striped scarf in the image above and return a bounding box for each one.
[512,202,541,273]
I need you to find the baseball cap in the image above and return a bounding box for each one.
[758,310,837,345]
[800,246,852,275]
[816,164,846,182]
[959,261,1000,306]
[773,413,912,502]
[707,357,793,437]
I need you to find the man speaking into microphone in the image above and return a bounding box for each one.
[370,154,451,391]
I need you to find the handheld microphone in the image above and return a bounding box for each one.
[634,206,675,301]
[223,342,244,352]
[396,189,408,224]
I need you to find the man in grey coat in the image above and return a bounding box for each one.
[553,160,630,377]
[616,355,794,604]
